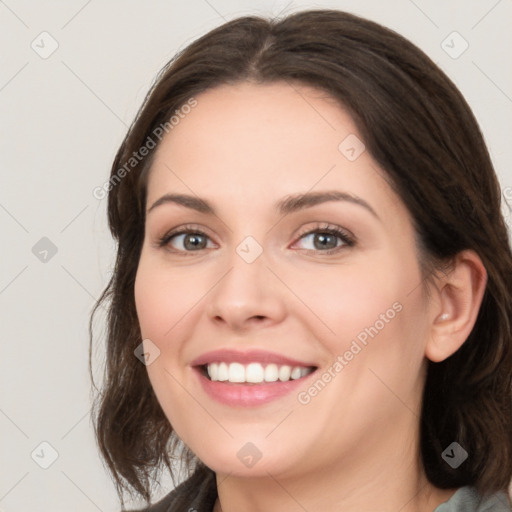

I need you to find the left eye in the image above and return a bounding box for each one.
[294,227,354,253]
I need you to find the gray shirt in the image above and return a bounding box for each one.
[134,465,512,511]
[433,486,511,511]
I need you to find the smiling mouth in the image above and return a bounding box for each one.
[198,362,317,384]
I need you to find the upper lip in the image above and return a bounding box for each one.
[190,349,317,368]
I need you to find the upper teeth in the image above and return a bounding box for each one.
[206,362,313,383]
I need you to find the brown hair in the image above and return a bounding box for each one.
[89,8,512,507]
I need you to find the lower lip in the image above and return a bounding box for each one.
[193,367,316,407]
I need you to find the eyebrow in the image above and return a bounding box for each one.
[147,190,379,219]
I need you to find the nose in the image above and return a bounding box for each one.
[205,245,287,332]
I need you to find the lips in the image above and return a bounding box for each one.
[190,349,318,406]
[190,348,317,368]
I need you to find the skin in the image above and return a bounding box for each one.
[134,81,487,512]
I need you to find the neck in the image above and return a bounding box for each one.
[214,469,456,512]
[213,424,458,512]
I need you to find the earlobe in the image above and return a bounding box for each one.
[425,250,487,363]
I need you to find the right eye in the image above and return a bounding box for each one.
[158,227,215,253]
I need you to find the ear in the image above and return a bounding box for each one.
[425,250,487,363]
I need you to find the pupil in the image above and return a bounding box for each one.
[185,234,205,250]
[316,233,336,250]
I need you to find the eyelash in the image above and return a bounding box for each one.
[157,223,355,256]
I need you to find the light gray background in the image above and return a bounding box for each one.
[1,1,511,510]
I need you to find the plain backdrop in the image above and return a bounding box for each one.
[1,1,511,510]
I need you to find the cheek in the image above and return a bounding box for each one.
[134,265,166,341]
[287,257,406,338]
[288,248,427,372]
[134,254,201,341]
[134,256,200,438]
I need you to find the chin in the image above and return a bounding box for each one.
[191,438,299,479]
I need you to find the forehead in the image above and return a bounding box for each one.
[145,81,401,219]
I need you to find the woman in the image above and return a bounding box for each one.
[90,9,512,512]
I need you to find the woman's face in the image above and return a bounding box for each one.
[134,81,434,479]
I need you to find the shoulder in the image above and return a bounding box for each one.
[128,464,217,512]
[434,486,512,512]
